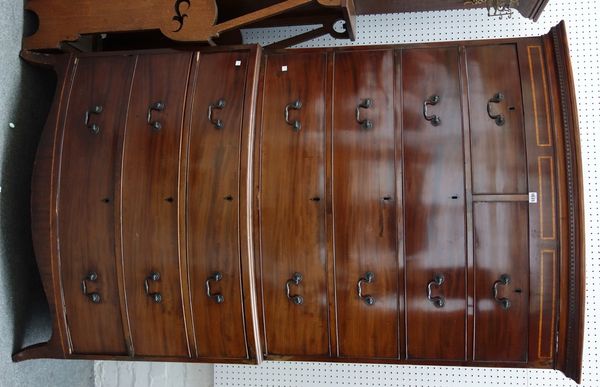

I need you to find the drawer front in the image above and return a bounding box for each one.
[121,52,192,357]
[58,56,133,355]
[474,202,529,362]
[259,52,330,356]
[186,51,249,359]
[467,45,527,194]
[402,47,467,361]
[333,50,399,359]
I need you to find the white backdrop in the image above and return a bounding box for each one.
[215,0,599,386]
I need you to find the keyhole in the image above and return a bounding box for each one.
[101,198,110,203]
[515,288,522,293]
[224,195,234,201]
[310,197,320,202]
[165,197,174,203]
[382,196,392,201]
[508,106,516,111]
[451,195,459,200]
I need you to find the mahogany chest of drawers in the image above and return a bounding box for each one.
[16,21,584,383]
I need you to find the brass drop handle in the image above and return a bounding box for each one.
[487,92,506,126]
[205,272,224,304]
[81,272,101,304]
[356,98,373,129]
[147,101,165,131]
[493,274,512,310]
[427,274,445,308]
[284,100,302,131]
[84,105,103,134]
[357,271,375,306]
[285,272,303,305]
[144,271,162,303]
[208,98,226,129]
[423,95,441,126]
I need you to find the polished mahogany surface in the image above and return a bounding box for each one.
[473,202,529,362]
[467,45,527,195]
[20,22,584,385]
[121,52,192,357]
[58,56,133,355]
[402,47,466,361]
[259,52,330,356]
[186,51,250,359]
[333,49,398,359]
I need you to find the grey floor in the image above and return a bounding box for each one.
[0,1,94,386]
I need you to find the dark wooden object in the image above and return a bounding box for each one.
[16,22,583,384]
[23,0,356,50]
[402,46,466,361]
[253,21,584,383]
[259,52,330,356]
[354,0,549,21]
[332,49,398,359]
[120,52,193,358]
[17,45,264,364]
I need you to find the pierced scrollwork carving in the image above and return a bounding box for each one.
[173,0,191,32]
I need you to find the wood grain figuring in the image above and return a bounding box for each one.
[538,249,556,359]
[467,45,527,194]
[539,156,556,240]
[186,51,249,359]
[402,47,466,361]
[57,56,134,355]
[527,46,553,147]
[259,52,330,356]
[333,49,398,359]
[473,202,529,362]
[121,52,192,357]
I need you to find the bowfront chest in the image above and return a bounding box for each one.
[17,22,584,383]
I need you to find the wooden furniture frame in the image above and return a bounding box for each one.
[15,21,584,384]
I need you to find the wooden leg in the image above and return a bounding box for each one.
[12,336,65,362]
